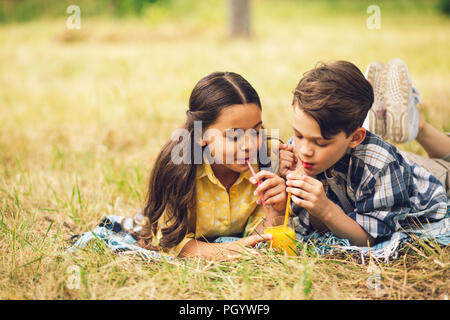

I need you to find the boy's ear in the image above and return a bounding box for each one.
[348,127,366,148]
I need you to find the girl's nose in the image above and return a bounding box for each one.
[238,132,258,155]
[248,132,260,151]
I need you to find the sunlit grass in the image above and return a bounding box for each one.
[0,0,449,299]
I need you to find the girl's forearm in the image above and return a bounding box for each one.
[178,239,242,260]
[319,200,376,247]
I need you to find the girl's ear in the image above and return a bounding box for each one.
[348,127,366,148]
[194,135,207,147]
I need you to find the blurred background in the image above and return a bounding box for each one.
[1,0,449,220]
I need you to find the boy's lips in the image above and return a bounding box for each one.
[302,162,314,169]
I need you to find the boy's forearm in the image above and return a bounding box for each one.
[319,200,376,247]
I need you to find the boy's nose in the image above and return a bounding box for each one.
[299,142,314,157]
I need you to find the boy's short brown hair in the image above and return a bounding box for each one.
[292,60,374,139]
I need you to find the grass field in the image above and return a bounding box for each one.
[1,0,449,300]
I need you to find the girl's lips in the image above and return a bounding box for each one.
[238,157,251,164]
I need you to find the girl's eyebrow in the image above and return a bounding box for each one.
[252,121,263,129]
[230,121,263,130]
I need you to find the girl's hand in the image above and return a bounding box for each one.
[285,173,333,221]
[236,233,272,248]
[249,170,287,213]
[180,234,272,261]
[279,144,298,178]
[219,234,273,260]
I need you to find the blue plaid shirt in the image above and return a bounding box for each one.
[289,131,448,240]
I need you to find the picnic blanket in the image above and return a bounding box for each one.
[69,202,450,263]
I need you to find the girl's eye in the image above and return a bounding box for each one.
[226,129,260,141]
[226,130,242,141]
[250,130,261,137]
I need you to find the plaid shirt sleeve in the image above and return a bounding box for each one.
[349,159,447,240]
[291,204,313,236]
[291,155,448,240]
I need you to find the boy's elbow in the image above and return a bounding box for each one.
[350,234,377,247]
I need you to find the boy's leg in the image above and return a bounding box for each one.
[400,151,450,197]
[363,58,419,144]
[416,116,450,159]
[383,58,419,144]
[365,58,449,195]
[363,61,388,139]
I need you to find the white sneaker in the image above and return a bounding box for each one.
[408,86,420,142]
[363,61,387,139]
[383,58,419,143]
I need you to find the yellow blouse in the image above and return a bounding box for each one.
[154,139,280,257]
[155,162,267,257]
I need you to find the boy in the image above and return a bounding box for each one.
[280,60,447,247]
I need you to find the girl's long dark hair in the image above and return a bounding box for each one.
[138,72,262,251]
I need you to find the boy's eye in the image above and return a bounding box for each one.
[295,134,327,147]
[315,142,328,147]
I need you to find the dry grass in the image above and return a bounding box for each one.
[0,0,449,300]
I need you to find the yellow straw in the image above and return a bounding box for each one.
[283,163,304,227]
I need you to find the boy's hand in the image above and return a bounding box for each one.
[285,172,332,221]
[279,144,298,178]
[249,170,287,213]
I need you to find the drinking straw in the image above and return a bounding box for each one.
[246,160,272,227]
[283,162,304,227]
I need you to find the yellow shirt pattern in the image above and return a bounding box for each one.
[155,139,281,257]
[155,162,267,257]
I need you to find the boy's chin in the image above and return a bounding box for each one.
[303,164,327,176]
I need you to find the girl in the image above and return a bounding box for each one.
[138,72,287,260]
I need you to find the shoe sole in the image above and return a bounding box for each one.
[383,58,411,144]
[365,61,387,139]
